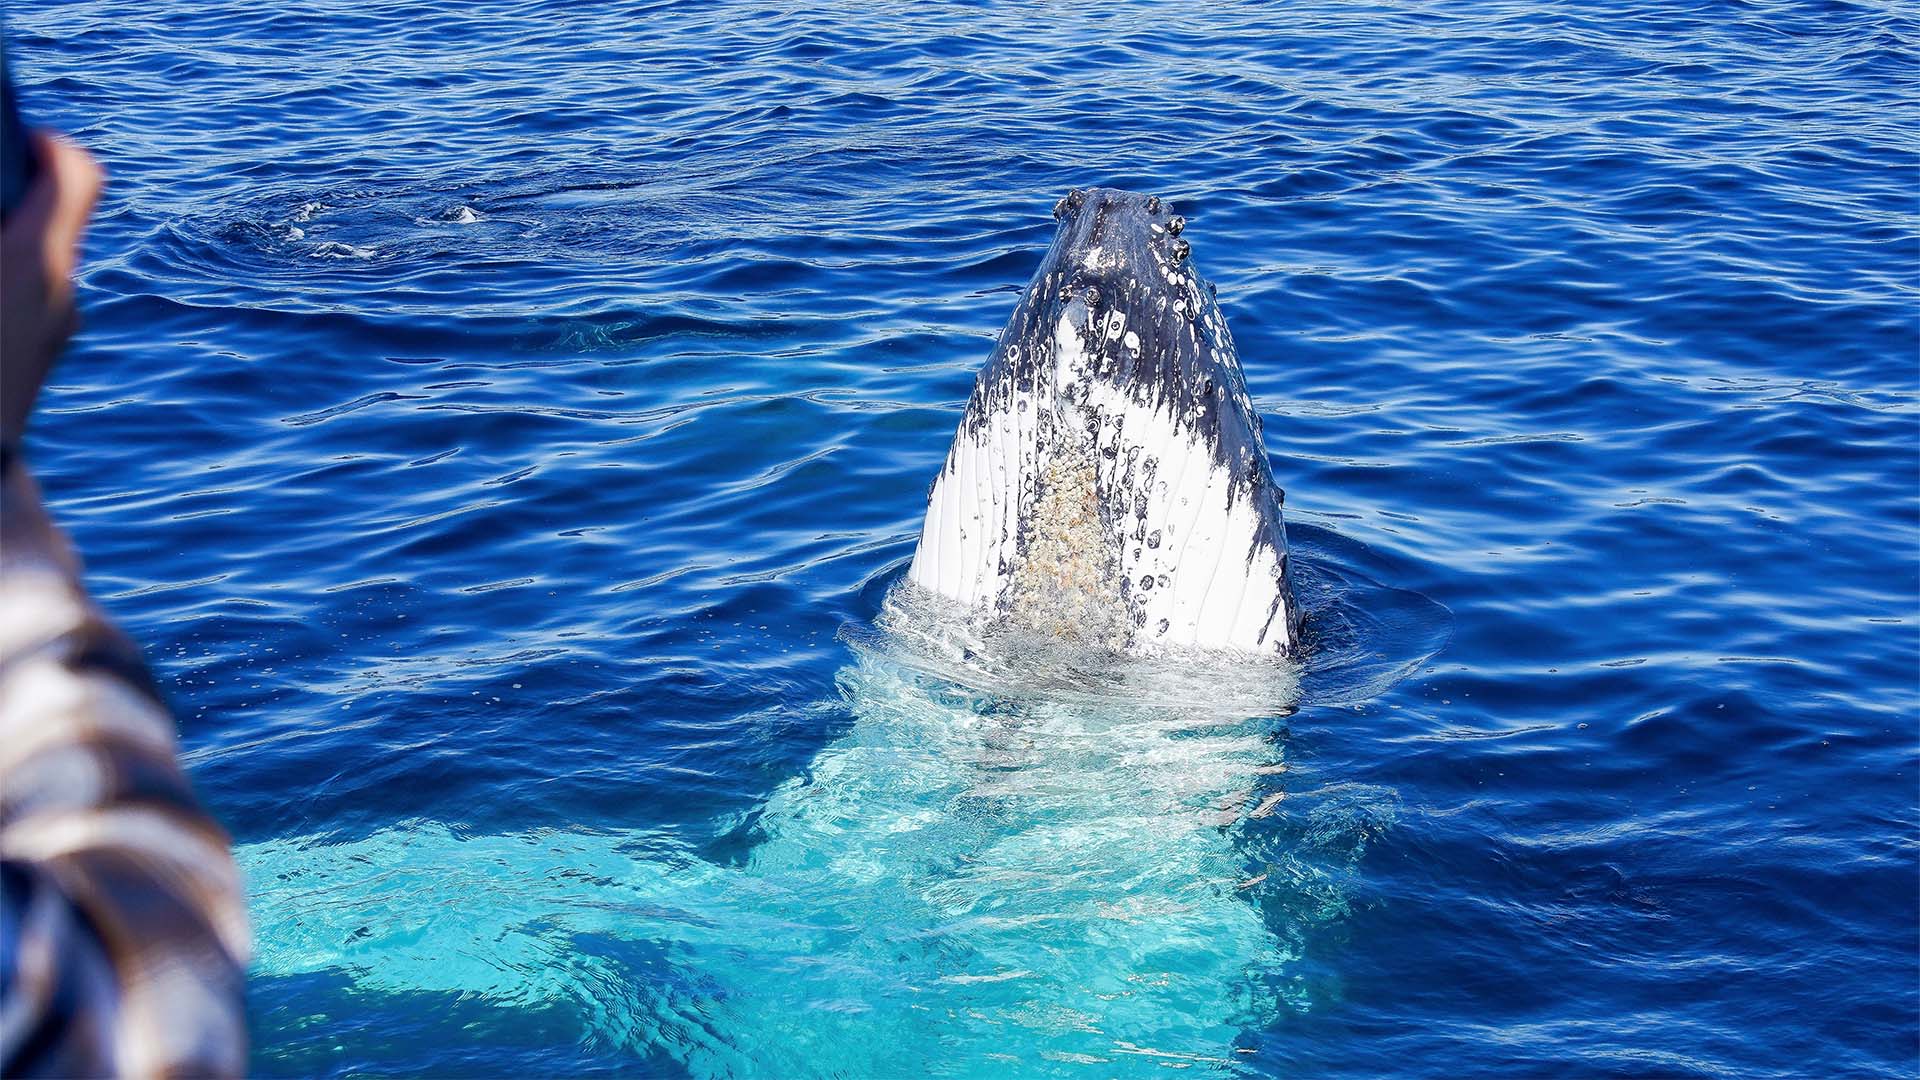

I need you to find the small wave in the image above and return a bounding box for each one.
[309,240,376,259]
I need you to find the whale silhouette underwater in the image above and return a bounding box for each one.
[240,190,1411,1076]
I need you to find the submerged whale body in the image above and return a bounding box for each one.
[910,187,1304,655]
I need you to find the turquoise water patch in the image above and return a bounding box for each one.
[241,614,1388,1074]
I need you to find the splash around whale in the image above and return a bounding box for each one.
[910,187,1304,657]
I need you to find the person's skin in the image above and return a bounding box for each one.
[2,131,102,443]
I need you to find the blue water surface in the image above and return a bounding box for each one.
[9,0,1918,1075]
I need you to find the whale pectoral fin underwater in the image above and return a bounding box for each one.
[909,187,1304,656]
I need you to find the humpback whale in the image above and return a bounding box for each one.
[910,187,1304,655]
[225,191,1417,1077]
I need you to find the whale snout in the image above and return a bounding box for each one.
[1046,187,1191,302]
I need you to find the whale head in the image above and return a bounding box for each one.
[909,187,1304,656]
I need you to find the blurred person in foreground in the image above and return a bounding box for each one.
[1,74,250,1077]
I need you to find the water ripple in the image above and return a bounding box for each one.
[9,0,1917,1075]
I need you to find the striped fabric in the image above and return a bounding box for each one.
[1,462,249,1078]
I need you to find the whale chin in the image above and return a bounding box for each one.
[909,187,1304,657]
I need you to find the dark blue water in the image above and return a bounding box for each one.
[10,1,1918,1075]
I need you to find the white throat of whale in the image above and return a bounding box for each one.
[909,187,1303,655]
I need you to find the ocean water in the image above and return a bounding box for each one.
[9,0,1918,1075]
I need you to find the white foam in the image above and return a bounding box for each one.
[310,241,375,259]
